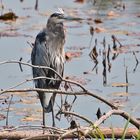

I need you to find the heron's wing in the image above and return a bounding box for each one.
[31,29,64,89]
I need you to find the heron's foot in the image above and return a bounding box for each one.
[52,121,55,127]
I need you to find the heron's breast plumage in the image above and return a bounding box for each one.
[31,27,65,89]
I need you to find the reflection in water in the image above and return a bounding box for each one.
[112,35,123,48]
[112,35,120,60]
[86,0,124,11]
[35,0,38,11]
[102,57,107,86]
[89,37,110,86]
[89,39,98,62]
[125,67,128,94]
[112,51,119,60]
[107,45,111,72]
[89,34,136,88]
[89,26,94,48]
[19,0,39,11]
[89,38,98,72]
[102,37,107,86]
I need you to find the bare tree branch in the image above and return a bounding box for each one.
[0,60,86,91]
[0,87,116,109]
[94,109,140,129]
[60,110,94,125]
[1,87,140,128]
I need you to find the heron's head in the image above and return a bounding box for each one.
[47,9,82,32]
[47,8,65,25]
[49,13,65,24]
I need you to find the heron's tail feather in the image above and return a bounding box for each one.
[38,92,56,113]
[44,93,56,113]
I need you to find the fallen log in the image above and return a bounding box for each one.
[0,127,139,140]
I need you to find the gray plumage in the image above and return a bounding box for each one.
[31,13,65,125]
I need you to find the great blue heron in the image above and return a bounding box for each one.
[31,9,79,126]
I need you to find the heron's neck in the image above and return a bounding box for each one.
[47,21,64,35]
[46,21,65,55]
[47,21,65,44]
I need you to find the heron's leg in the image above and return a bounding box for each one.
[52,107,55,127]
[43,109,45,126]
[42,109,45,134]
[50,93,56,127]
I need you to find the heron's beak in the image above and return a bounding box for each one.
[63,16,83,21]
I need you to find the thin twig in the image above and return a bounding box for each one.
[3,76,61,92]
[6,94,13,126]
[60,110,94,125]
[0,60,62,78]
[112,35,123,47]
[89,26,94,48]
[0,75,86,95]
[27,41,34,48]
[34,0,38,10]
[89,35,93,48]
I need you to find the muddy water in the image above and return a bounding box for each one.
[0,0,140,128]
